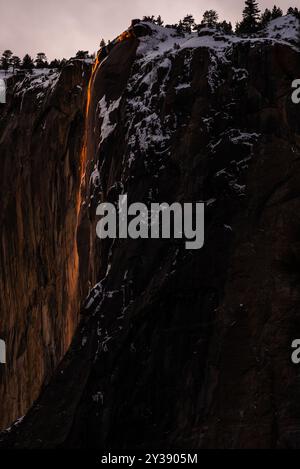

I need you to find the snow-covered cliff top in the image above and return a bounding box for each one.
[1,15,298,98]
[137,14,299,62]
[266,13,299,42]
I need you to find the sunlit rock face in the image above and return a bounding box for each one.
[1,16,300,449]
[0,61,92,430]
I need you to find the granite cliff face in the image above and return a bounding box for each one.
[0,61,92,429]
[1,16,300,448]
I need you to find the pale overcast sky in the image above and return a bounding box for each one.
[0,0,295,60]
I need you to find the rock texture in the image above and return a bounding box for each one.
[1,17,300,448]
[0,61,91,430]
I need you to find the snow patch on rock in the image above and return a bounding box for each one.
[97,95,122,146]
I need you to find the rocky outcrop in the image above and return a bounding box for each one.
[0,61,91,430]
[1,16,300,448]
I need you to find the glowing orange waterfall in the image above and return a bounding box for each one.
[67,55,101,336]
[79,55,100,197]
[79,29,135,197]
[71,31,133,337]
